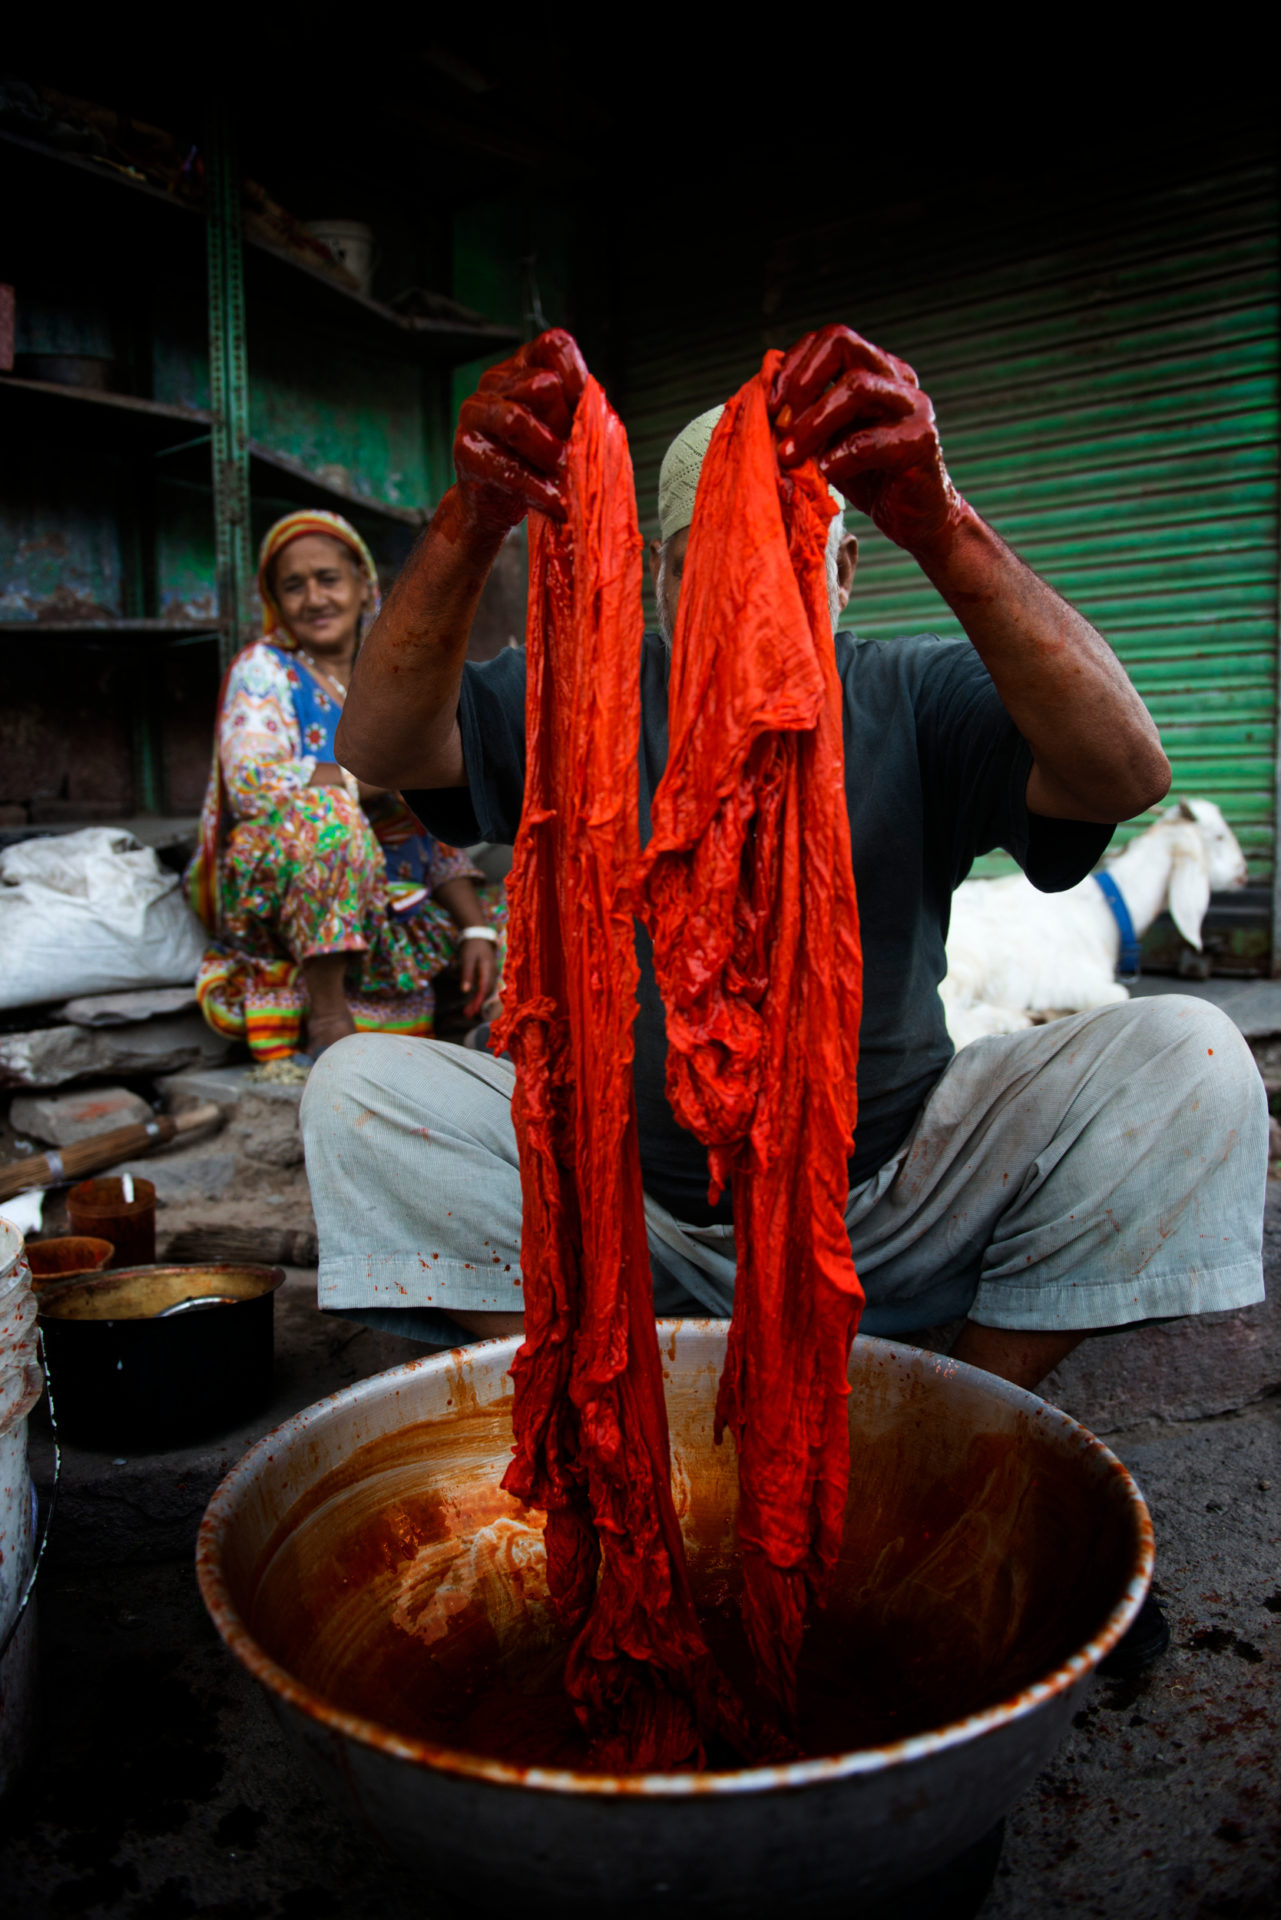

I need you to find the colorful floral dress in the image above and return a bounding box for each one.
[191,640,497,1060]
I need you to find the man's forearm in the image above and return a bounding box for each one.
[336,487,506,791]
[767,323,1165,822]
[916,508,1170,822]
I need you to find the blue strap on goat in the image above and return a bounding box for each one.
[1094,871,1142,981]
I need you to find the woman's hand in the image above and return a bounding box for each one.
[459,936,498,1018]
[453,328,588,537]
[770,325,968,560]
[308,762,385,805]
[432,876,501,1018]
[308,762,347,788]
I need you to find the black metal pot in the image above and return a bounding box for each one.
[37,1264,284,1451]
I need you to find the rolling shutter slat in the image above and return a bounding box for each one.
[617,139,1278,890]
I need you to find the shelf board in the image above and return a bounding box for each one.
[247,442,426,526]
[0,618,218,636]
[245,234,521,360]
[0,375,206,425]
[0,374,211,451]
[0,125,197,220]
[0,377,429,524]
[2,127,522,365]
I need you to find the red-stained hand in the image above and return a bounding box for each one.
[770,326,967,558]
[454,329,588,537]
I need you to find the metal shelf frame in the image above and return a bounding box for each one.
[205,104,254,669]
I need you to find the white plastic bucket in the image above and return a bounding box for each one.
[0,1217,40,1795]
[304,219,377,297]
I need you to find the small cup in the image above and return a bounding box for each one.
[67,1178,156,1268]
[25,1236,115,1288]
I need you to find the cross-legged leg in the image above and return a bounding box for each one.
[841,994,1267,1387]
[300,1031,525,1339]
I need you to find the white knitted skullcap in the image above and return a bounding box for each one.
[658,405,725,544]
[657,403,846,544]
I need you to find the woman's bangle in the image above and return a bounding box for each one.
[458,926,498,943]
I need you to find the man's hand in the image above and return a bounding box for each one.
[770,325,966,559]
[454,329,588,537]
[337,330,592,795]
[770,323,1169,824]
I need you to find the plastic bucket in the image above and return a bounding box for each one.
[0,1218,41,1795]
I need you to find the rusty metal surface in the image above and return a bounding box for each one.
[37,1262,284,1322]
[197,1326,1152,1914]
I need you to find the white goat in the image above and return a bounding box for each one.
[941,799,1248,1051]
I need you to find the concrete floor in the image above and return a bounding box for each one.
[2,1231,1278,1917]
[985,1399,1280,1918]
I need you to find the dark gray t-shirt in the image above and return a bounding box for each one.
[407,631,1111,1226]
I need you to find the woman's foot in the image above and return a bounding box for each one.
[302,953,358,1056]
[306,1008,358,1055]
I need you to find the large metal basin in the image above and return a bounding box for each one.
[197,1325,1152,1916]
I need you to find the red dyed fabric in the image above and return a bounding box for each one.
[637,355,865,1713]
[495,377,745,1770]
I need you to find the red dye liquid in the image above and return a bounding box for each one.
[245,1407,1111,1775]
[26,1236,114,1283]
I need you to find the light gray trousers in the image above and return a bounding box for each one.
[300,995,1266,1345]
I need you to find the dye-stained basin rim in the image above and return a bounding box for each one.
[196,1325,1154,1798]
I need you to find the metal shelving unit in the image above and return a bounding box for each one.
[206,104,254,666]
[2,109,520,814]
[0,379,428,529]
[0,126,521,360]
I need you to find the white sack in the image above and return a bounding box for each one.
[0,828,206,1012]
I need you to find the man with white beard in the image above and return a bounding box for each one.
[300,326,1267,1669]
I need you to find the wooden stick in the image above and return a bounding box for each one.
[0,1103,223,1203]
[163,1223,318,1267]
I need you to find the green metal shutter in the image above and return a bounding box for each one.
[617,138,1279,891]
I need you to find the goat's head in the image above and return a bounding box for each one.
[1169,798,1249,890]
[1156,798,1248,949]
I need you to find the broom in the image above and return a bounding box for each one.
[0,1103,223,1203]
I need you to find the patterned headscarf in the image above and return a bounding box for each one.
[256,509,381,645]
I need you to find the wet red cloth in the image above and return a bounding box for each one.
[637,355,865,1713]
[495,376,746,1770]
